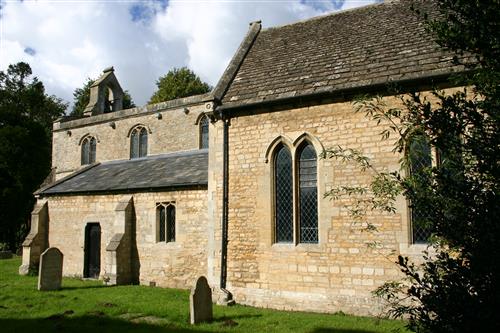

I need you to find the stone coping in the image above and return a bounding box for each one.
[55,93,214,131]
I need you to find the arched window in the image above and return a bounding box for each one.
[274,145,293,243]
[408,134,432,243]
[130,126,148,158]
[157,202,176,243]
[297,142,318,243]
[81,136,96,165]
[200,116,209,149]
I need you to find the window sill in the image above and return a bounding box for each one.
[270,242,322,252]
[154,241,179,248]
[399,242,435,257]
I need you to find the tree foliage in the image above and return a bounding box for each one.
[70,77,135,117]
[0,62,67,251]
[148,67,211,104]
[326,1,500,331]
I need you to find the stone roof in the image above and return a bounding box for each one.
[220,0,466,109]
[38,149,208,195]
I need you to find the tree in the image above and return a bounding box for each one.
[325,1,500,332]
[0,62,67,251]
[70,78,135,117]
[148,67,211,104]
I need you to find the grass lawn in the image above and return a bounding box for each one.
[0,257,409,333]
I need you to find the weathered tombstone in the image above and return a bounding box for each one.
[190,276,213,324]
[38,247,63,291]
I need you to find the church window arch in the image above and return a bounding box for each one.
[81,135,96,165]
[297,142,318,243]
[407,134,433,244]
[274,144,294,243]
[130,125,148,158]
[271,136,319,245]
[199,115,209,149]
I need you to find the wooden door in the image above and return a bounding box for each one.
[84,223,101,278]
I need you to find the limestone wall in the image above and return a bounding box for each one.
[44,189,208,289]
[209,94,437,315]
[52,102,212,180]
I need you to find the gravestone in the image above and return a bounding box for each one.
[190,276,213,324]
[38,247,63,291]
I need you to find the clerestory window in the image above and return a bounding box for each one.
[81,136,96,165]
[273,141,318,244]
[157,202,176,243]
[200,115,209,149]
[130,126,148,158]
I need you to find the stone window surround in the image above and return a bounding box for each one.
[195,113,210,150]
[128,124,150,159]
[399,141,440,256]
[156,201,176,244]
[79,134,99,165]
[265,133,325,247]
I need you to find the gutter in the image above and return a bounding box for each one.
[220,117,230,289]
[211,20,262,292]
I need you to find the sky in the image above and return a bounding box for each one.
[0,0,380,111]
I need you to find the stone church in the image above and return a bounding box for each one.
[20,0,466,315]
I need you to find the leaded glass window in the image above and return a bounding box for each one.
[200,116,209,149]
[166,204,175,242]
[139,127,147,157]
[157,202,175,243]
[158,205,166,242]
[81,136,96,165]
[298,143,318,243]
[130,126,148,158]
[275,145,293,243]
[409,135,432,243]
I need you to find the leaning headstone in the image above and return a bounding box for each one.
[38,247,63,291]
[189,276,213,324]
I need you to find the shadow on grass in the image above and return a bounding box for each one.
[61,284,110,290]
[212,314,262,322]
[0,316,212,333]
[310,329,395,333]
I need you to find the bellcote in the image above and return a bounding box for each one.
[83,67,124,117]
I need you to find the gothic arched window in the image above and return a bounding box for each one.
[130,126,148,158]
[200,116,209,149]
[297,142,318,243]
[81,136,96,165]
[408,134,432,243]
[274,144,293,243]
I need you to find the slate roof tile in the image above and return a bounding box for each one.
[38,149,208,195]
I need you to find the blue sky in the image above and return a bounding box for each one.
[0,0,380,109]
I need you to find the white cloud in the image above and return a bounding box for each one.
[0,0,378,111]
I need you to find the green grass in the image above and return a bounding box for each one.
[0,257,409,333]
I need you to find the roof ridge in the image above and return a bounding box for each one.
[261,0,390,32]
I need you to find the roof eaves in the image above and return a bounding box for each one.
[218,70,468,114]
[40,182,208,197]
[210,21,262,103]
